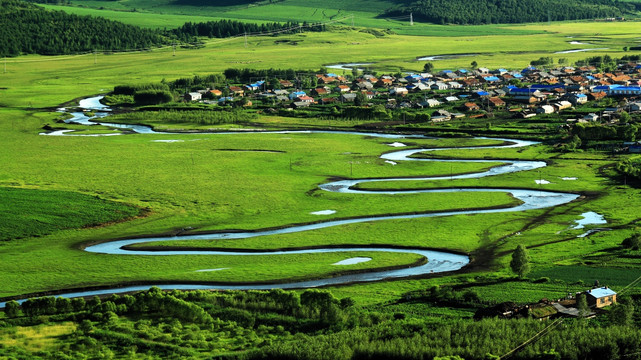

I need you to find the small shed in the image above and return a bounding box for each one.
[585,287,617,308]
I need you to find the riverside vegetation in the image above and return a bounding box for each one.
[3,1,641,358]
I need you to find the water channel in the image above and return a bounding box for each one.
[4,97,580,304]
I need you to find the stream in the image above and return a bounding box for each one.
[3,97,580,304]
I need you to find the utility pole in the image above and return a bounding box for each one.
[93,49,97,65]
[244,32,248,48]
[173,42,176,56]
[3,57,6,74]
[410,12,414,26]
[351,15,354,27]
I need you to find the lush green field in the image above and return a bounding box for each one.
[0,187,140,242]
[1,7,641,309]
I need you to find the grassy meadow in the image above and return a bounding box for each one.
[1,13,641,308]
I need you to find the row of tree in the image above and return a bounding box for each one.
[383,0,631,25]
[108,109,256,125]
[171,20,325,42]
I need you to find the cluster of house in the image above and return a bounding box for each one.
[475,286,618,320]
[184,62,641,123]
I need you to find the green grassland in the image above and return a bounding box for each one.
[0,186,140,241]
[1,13,641,308]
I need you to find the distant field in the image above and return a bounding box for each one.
[40,4,266,29]
[50,1,545,36]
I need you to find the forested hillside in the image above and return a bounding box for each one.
[0,0,327,56]
[383,0,638,24]
[0,0,166,57]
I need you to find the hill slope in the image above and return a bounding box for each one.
[0,0,167,57]
[383,0,637,24]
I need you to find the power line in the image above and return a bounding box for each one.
[500,319,565,359]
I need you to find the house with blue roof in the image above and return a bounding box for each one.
[289,91,307,100]
[610,86,641,96]
[585,287,616,308]
[483,76,500,83]
[521,66,536,74]
[510,88,542,96]
[567,93,588,105]
[531,84,565,90]
[405,74,423,83]
[592,85,620,93]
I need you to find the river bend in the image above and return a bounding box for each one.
[3,97,580,304]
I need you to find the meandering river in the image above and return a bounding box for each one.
[3,97,580,305]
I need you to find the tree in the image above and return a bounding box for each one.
[423,62,434,73]
[577,293,589,317]
[510,244,530,277]
[4,300,20,318]
[470,60,478,69]
[622,233,641,250]
[609,299,634,326]
[71,297,86,312]
[354,92,367,106]
[620,111,632,124]
[351,67,360,79]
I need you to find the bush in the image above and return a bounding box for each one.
[133,90,174,105]
[622,234,641,250]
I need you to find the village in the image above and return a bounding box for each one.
[181,60,641,152]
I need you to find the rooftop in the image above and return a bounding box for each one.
[586,287,617,298]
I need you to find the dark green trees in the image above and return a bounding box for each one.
[0,0,165,57]
[510,244,530,278]
[4,300,20,318]
[383,0,625,25]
